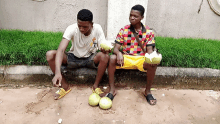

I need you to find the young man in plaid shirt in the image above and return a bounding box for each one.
[107,5,158,105]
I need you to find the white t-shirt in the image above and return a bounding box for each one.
[63,23,106,58]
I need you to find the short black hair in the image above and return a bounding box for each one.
[131,4,145,16]
[77,9,93,22]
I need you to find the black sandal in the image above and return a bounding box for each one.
[106,93,114,101]
[145,94,157,105]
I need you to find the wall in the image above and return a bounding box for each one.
[107,0,148,42]
[0,0,108,34]
[146,0,220,40]
[0,0,219,40]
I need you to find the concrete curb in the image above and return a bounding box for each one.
[1,65,220,90]
[1,65,220,78]
[156,67,220,77]
[0,65,53,83]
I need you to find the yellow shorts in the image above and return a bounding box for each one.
[116,55,146,72]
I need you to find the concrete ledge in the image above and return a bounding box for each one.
[1,65,220,90]
[1,65,53,82]
[61,66,102,84]
[4,65,53,75]
[156,67,220,77]
[0,66,5,83]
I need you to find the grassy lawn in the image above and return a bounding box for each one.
[1,29,220,69]
[156,37,220,69]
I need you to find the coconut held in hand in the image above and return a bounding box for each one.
[145,51,162,64]
[99,97,112,109]
[88,93,101,106]
[100,40,113,51]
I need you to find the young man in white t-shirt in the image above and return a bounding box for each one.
[46,9,110,100]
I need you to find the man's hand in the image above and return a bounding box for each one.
[52,73,62,87]
[117,52,124,66]
[100,48,111,54]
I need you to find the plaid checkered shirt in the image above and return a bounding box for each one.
[115,23,155,56]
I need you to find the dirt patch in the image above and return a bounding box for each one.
[0,86,220,124]
[26,88,55,114]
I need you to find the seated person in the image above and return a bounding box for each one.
[108,5,159,105]
[46,9,110,100]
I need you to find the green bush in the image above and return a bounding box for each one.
[1,29,220,69]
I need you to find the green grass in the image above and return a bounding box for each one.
[1,29,220,69]
[0,29,71,65]
[155,37,220,69]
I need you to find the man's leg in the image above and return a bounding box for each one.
[107,55,117,96]
[46,50,70,99]
[93,52,110,96]
[143,63,157,105]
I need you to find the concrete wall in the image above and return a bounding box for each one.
[146,0,220,40]
[0,0,220,40]
[0,0,108,34]
[107,0,148,41]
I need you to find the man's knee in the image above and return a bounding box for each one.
[46,50,56,61]
[96,52,109,64]
[109,55,117,64]
[143,63,147,70]
[143,63,157,71]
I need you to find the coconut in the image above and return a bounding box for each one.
[88,93,101,106]
[145,51,162,64]
[100,41,113,51]
[99,97,112,109]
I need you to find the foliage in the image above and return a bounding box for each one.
[1,30,220,69]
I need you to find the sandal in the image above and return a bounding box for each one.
[92,87,104,95]
[145,94,157,105]
[105,93,114,101]
[55,88,71,100]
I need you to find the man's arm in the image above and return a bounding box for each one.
[113,43,121,55]
[146,29,156,54]
[55,38,70,75]
[113,43,124,65]
[113,27,125,65]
